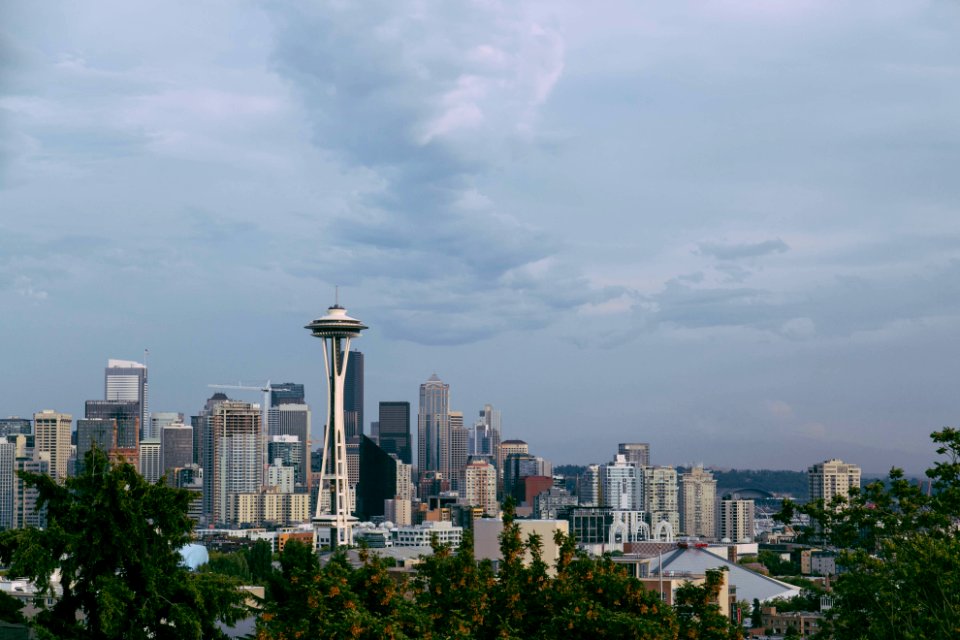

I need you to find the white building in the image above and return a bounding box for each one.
[602,455,638,510]
[138,438,162,483]
[463,458,498,516]
[393,520,462,547]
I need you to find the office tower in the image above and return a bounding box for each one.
[76,418,116,474]
[268,435,304,490]
[449,411,468,492]
[270,382,305,407]
[343,350,364,440]
[370,421,379,443]
[161,422,193,479]
[172,465,204,520]
[139,439,162,483]
[472,404,501,462]
[643,466,680,535]
[0,441,14,528]
[149,412,183,442]
[498,439,528,498]
[463,458,498,516]
[618,443,650,468]
[808,459,862,504]
[268,404,311,488]
[503,453,550,503]
[357,436,398,521]
[211,401,262,524]
[418,374,450,479]
[85,400,139,451]
[306,302,367,549]
[601,455,638,510]
[104,359,148,439]
[679,466,717,538]
[34,410,71,482]
[0,418,31,437]
[578,464,601,507]
[717,495,755,542]
[378,402,411,464]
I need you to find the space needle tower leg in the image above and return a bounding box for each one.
[306,302,367,551]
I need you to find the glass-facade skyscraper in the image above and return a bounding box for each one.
[378,401,411,465]
[418,374,449,478]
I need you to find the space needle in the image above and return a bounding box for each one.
[306,297,368,549]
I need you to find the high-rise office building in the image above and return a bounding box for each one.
[14,457,48,528]
[0,418,31,437]
[643,466,679,535]
[618,443,650,468]
[210,401,262,524]
[270,382,305,407]
[343,351,364,440]
[463,458,498,516]
[378,402,411,465]
[808,459,861,505]
[717,495,755,542]
[268,404,311,488]
[104,359,148,440]
[472,404,501,460]
[679,466,717,539]
[139,439,162,483]
[449,411,468,493]
[34,410,71,482]
[192,392,229,517]
[149,412,183,442]
[0,441,15,528]
[357,436,398,521]
[268,435,305,490]
[161,422,194,479]
[418,374,450,478]
[85,400,139,451]
[497,439,528,498]
[76,418,116,474]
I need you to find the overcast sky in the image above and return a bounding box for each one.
[3,1,960,474]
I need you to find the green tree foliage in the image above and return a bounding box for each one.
[256,540,424,639]
[246,539,274,583]
[750,598,763,628]
[778,428,960,640]
[675,569,742,640]
[0,448,247,640]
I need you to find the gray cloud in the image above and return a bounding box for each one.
[697,238,789,261]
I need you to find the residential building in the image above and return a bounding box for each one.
[393,520,462,547]
[267,458,295,494]
[463,457,498,516]
[679,466,717,539]
[602,455,639,510]
[578,464,601,507]
[718,495,755,542]
[211,401,262,525]
[643,466,679,536]
[808,459,861,505]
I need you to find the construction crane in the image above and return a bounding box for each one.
[208,381,272,479]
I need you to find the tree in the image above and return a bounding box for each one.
[750,598,763,628]
[0,448,247,640]
[674,569,743,640]
[778,428,960,640]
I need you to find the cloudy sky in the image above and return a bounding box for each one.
[3,0,960,474]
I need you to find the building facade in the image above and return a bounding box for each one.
[104,359,148,440]
[679,466,717,539]
[34,410,71,483]
[378,401,411,465]
[418,374,450,478]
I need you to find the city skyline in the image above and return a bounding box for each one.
[4,2,960,474]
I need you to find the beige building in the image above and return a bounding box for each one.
[679,466,716,539]
[808,459,861,505]
[463,458,498,516]
[34,410,72,482]
[717,496,755,542]
[473,518,569,575]
[644,466,680,535]
[226,490,310,527]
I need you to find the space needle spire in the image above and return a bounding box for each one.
[306,298,368,550]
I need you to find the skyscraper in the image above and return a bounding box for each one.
[378,402,411,465]
[149,412,184,442]
[679,466,717,538]
[601,455,638,510]
[85,400,139,451]
[139,439,162,483]
[0,418,31,437]
[34,410,71,482]
[306,302,367,549]
[357,435,397,521]
[192,392,229,518]
[643,465,680,535]
[472,404,501,462]
[161,422,193,479]
[76,418,115,474]
[0,441,15,529]
[343,350,364,440]
[418,374,450,478]
[104,359,148,439]
[211,401,262,524]
[463,458,498,516]
[270,382,305,407]
[268,403,311,488]
[449,411,468,493]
